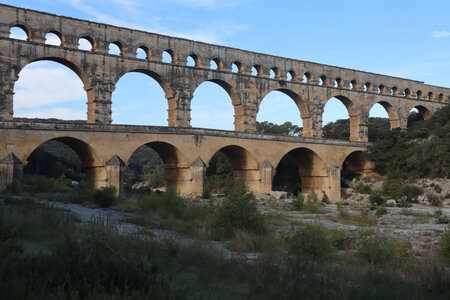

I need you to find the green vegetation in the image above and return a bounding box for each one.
[213,181,267,239]
[440,230,450,263]
[256,121,302,136]
[369,193,386,206]
[357,231,413,267]
[287,223,333,260]
[366,105,449,179]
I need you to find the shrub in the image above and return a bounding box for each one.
[353,182,373,194]
[138,187,185,218]
[381,175,403,199]
[291,194,304,211]
[302,190,324,213]
[357,232,412,267]
[369,193,386,206]
[433,184,443,194]
[434,209,449,224]
[341,190,351,200]
[321,191,330,204]
[213,181,266,239]
[399,185,422,203]
[375,207,388,217]
[93,186,117,208]
[439,230,450,263]
[228,230,274,253]
[427,193,442,207]
[287,223,333,260]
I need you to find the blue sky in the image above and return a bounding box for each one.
[7,0,450,129]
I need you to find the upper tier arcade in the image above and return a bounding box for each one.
[0,3,448,141]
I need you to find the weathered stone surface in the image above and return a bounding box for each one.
[0,4,448,142]
[1,121,371,201]
[0,4,448,201]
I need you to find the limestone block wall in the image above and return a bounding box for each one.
[0,4,448,142]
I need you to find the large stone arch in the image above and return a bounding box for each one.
[190,78,244,131]
[322,93,364,141]
[11,56,96,119]
[258,87,313,136]
[273,147,327,193]
[126,141,191,193]
[112,68,174,125]
[340,150,374,187]
[205,144,259,192]
[368,100,400,129]
[23,136,107,187]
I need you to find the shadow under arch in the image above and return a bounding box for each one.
[368,100,400,129]
[408,105,432,124]
[206,145,259,191]
[273,147,325,195]
[340,150,373,188]
[127,141,189,189]
[258,88,311,136]
[323,94,360,141]
[192,79,244,131]
[14,57,92,121]
[24,136,105,186]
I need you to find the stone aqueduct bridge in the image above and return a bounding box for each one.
[0,4,448,201]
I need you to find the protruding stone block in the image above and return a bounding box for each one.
[105,155,124,194]
[0,152,23,191]
[327,162,341,203]
[258,160,273,193]
[190,157,206,196]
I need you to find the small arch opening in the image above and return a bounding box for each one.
[9,25,29,41]
[303,72,311,83]
[45,32,62,46]
[287,70,296,81]
[319,75,328,86]
[364,82,371,92]
[210,58,222,70]
[438,93,444,102]
[378,85,385,94]
[252,65,262,76]
[404,88,411,97]
[428,92,434,101]
[162,50,175,63]
[232,61,241,73]
[136,47,149,59]
[416,90,423,99]
[186,54,198,67]
[334,78,342,88]
[78,37,94,51]
[109,42,123,56]
[270,67,280,79]
[391,86,397,96]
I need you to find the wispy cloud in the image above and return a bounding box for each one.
[432,30,450,38]
[64,0,248,44]
[14,63,85,109]
[15,108,86,120]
